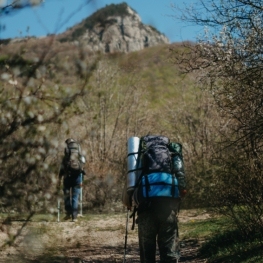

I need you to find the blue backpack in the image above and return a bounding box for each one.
[133,135,184,205]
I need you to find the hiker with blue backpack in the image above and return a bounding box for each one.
[58,138,86,222]
[124,135,186,263]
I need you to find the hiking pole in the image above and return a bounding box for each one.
[123,209,130,263]
[57,199,60,222]
[79,173,83,216]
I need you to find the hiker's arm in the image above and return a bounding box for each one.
[57,159,66,189]
[177,170,187,197]
[57,173,64,192]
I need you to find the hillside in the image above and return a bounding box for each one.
[0,38,196,108]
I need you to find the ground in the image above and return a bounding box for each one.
[0,209,209,263]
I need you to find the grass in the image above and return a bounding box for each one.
[179,214,263,263]
[200,229,263,262]
[179,216,228,240]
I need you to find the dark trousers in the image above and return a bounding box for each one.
[63,173,82,219]
[137,199,180,263]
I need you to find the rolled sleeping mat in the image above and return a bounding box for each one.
[127,136,141,195]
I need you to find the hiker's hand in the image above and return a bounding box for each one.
[180,189,187,198]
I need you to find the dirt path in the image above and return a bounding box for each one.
[0,210,209,263]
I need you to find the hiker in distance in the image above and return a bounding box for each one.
[124,135,187,263]
[58,138,86,222]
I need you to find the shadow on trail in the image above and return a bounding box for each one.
[3,239,206,263]
[179,239,206,263]
[4,244,140,263]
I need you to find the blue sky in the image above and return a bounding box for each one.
[0,0,203,42]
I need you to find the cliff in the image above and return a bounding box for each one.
[58,2,170,53]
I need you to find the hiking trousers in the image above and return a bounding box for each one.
[63,173,82,219]
[137,199,180,263]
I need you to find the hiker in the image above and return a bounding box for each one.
[126,135,186,263]
[58,138,86,222]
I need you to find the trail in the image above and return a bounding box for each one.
[0,210,209,263]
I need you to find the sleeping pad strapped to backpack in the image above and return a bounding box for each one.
[133,135,184,206]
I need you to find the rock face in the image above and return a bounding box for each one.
[59,3,170,53]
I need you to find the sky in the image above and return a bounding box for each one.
[0,0,203,42]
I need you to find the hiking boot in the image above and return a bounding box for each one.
[63,214,72,221]
[72,218,78,222]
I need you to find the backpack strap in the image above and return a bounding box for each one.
[130,206,137,230]
[64,146,71,167]
[171,175,176,197]
[65,145,72,166]
[67,145,71,157]
[134,138,143,188]
[145,175,150,199]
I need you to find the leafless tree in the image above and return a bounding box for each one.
[170,0,263,236]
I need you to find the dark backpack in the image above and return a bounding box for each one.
[141,135,172,174]
[64,142,84,173]
[133,135,181,205]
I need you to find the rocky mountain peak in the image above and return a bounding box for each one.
[58,2,170,53]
